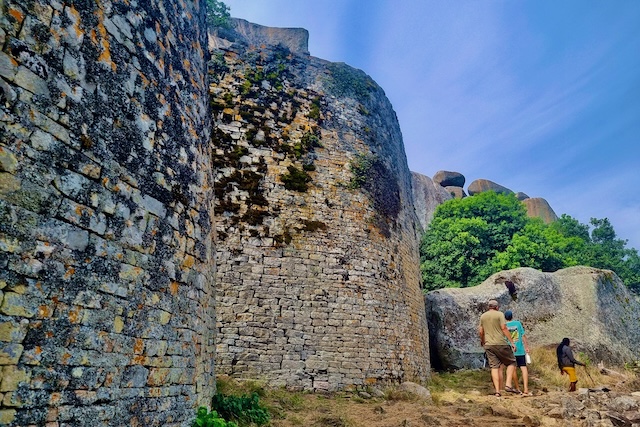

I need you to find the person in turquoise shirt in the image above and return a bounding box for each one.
[505,310,532,396]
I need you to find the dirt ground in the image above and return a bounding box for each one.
[268,388,570,427]
[220,355,640,427]
[263,371,638,427]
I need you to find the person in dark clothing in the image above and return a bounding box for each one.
[556,338,586,392]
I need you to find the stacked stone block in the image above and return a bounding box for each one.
[210,24,430,391]
[0,1,214,425]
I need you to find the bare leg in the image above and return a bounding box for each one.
[491,368,502,394]
[505,363,516,389]
[512,366,520,391]
[521,366,529,393]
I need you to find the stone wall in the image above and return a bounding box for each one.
[210,23,430,391]
[0,1,214,426]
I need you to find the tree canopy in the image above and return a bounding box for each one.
[207,0,231,29]
[420,192,640,292]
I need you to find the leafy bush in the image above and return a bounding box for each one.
[193,406,238,427]
[212,392,271,426]
[206,0,231,29]
[420,192,640,291]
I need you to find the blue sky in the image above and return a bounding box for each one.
[223,0,640,250]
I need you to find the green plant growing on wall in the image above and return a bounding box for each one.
[289,132,320,158]
[307,97,321,120]
[346,152,401,237]
[348,153,375,189]
[325,63,376,100]
[206,0,231,29]
[280,165,312,192]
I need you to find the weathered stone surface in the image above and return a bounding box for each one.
[211,22,430,390]
[433,170,465,188]
[399,381,432,401]
[0,1,215,425]
[425,267,640,370]
[444,186,467,199]
[523,197,558,223]
[411,172,452,230]
[516,191,530,201]
[467,179,513,195]
[212,18,309,55]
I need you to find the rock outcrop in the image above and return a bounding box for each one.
[416,170,560,230]
[523,197,558,223]
[425,267,640,370]
[467,179,514,196]
[433,170,465,188]
[211,18,310,55]
[1,1,215,425]
[210,21,429,390]
[444,186,467,199]
[411,172,452,231]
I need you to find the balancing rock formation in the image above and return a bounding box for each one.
[425,267,640,371]
[210,20,430,391]
[467,178,513,196]
[1,1,215,425]
[415,170,558,229]
[523,197,558,223]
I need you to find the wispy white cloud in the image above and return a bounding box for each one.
[219,0,640,248]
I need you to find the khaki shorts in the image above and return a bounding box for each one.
[485,345,516,369]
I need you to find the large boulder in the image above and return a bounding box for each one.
[523,197,558,223]
[433,170,465,188]
[467,179,513,196]
[444,186,467,199]
[412,172,452,230]
[425,267,640,370]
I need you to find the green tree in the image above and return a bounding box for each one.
[420,192,528,290]
[579,218,640,289]
[207,0,231,28]
[420,198,640,292]
[420,217,488,290]
[550,214,591,242]
[489,219,583,272]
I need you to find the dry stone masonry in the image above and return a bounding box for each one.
[0,1,215,425]
[0,2,434,424]
[210,20,430,391]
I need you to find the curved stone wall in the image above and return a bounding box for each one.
[210,23,430,391]
[0,1,214,425]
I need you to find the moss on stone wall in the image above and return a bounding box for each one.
[210,44,326,240]
[325,62,376,100]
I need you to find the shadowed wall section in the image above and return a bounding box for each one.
[0,1,214,425]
